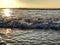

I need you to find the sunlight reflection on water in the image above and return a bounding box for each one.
[0,28,60,45]
[7,43,13,45]
[0,28,13,45]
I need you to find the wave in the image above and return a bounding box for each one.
[0,22,60,30]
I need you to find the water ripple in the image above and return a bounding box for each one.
[0,28,60,45]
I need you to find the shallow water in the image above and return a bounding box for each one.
[0,28,60,45]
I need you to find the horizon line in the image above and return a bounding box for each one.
[0,8,60,10]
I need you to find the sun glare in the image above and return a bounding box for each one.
[4,0,11,4]
[0,0,25,8]
[3,9,12,17]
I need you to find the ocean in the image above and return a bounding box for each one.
[0,8,60,45]
[0,28,60,45]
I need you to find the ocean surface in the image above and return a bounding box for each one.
[0,28,60,45]
[0,9,60,45]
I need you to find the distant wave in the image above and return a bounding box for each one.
[0,22,60,30]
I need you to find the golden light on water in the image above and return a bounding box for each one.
[7,43,13,45]
[3,9,12,17]
[0,28,13,35]
[5,29,12,35]
[0,28,13,45]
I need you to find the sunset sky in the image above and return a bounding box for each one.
[0,0,60,8]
